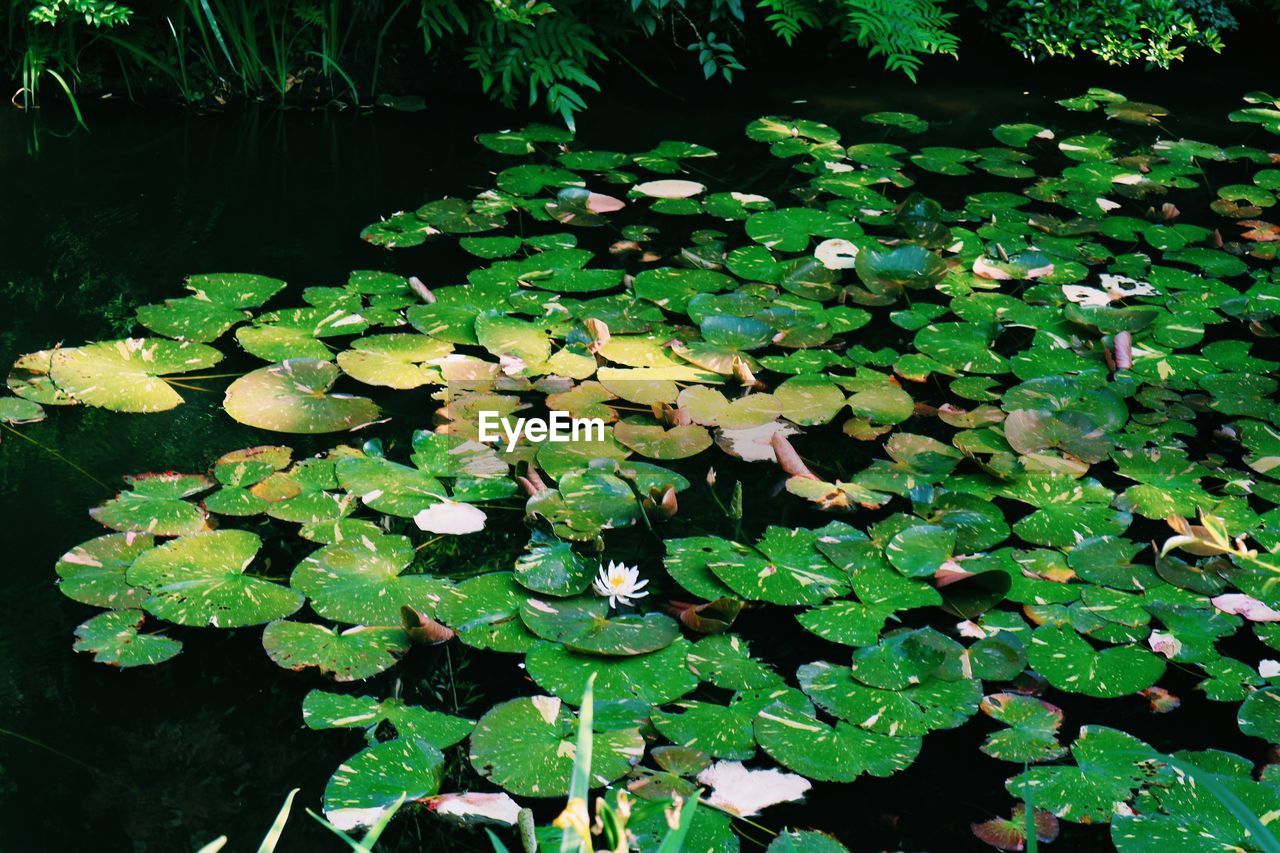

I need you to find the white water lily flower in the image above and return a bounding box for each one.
[592,561,649,608]
[414,500,487,535]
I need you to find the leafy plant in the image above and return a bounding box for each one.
[995,0,1225,67]
[5,0,1247,129]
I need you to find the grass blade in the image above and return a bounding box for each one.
[197,0,238,73]
[559,672,595,853]
[42,68,86,129]
[256,787,299,853]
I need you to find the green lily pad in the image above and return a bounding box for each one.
[768,830,849,853]
[301,689,474,746]
[653,701,756,759]
[90,472,212,535]
[436,572,536,652]
[224,359,380,433]
[1027,625,1164,697]
[0,396,46,424]
[885,524,956,578]
[72,609,182,667]
[979,692,1067,762]
[613,421,712,459]
[335,456,445,518]
[336,334,451,389]
[137,273,285,342]
[323,737,444,830]
[1238,687,1280,742]
[755,701,921,782]
[469,696,644,797]
[513,531,593,596]
[863,112,928,133]
[127,530,303,628]
[855,244,947,296]
[520,597,680,656]
[796,601,895,647]
[262,621,410,681]
[709,527,848,606]
[56,532,153,608]
[49,338,222,412]
[291,533,451,626]
[524,638,698,705]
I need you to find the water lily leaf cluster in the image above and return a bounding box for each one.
[12,90,1280,848]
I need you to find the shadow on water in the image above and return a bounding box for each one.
[0,48,1275,849]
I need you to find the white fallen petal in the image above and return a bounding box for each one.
[1213,593,1280,622]
[815,238,859,270]
[414,501,487,535]
[715,421,800,462]
[1147,630,1182,659]
[1260,659,1280,678]
[696,761,811,817]
[632,179,706,199]
[585,192,625,213]
[973,256,1013,280]
[325,806,390,832]
[429,792,522,826]
[1062,285,1114,307]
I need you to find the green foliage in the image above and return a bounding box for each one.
[0,0,1260,126]
[839,0,959,79]
[27,0,132,27]
[464,11,605,131]
[997,0,1225,68]
[757,0,820,46]
[755,0,958,79]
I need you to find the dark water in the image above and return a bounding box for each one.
[0,57,1273,851]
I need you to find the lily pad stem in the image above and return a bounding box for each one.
[0,423,108,489]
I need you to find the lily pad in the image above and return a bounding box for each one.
[72,609,182,667]
[513,531,593,596]
[225,359,380,433]
[262,621,410,681]
[49,338,222,412]
[469,696,644,796]
[520,597,680,655]
[127,530,303,628]
[323,737,444,831]
[1027,625,1164,698]
[755,701,921,782]
[90,472,212,535]
[291,533,451,626]
[301,689,473,746]
[524,638,698,704]
[56,532,154,608]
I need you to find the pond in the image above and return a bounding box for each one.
[2,57,1280,852]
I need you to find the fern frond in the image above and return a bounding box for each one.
[757,0,820,45]
[837,0,957,77]
[420,0,471,52]
[464,12,603,129]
